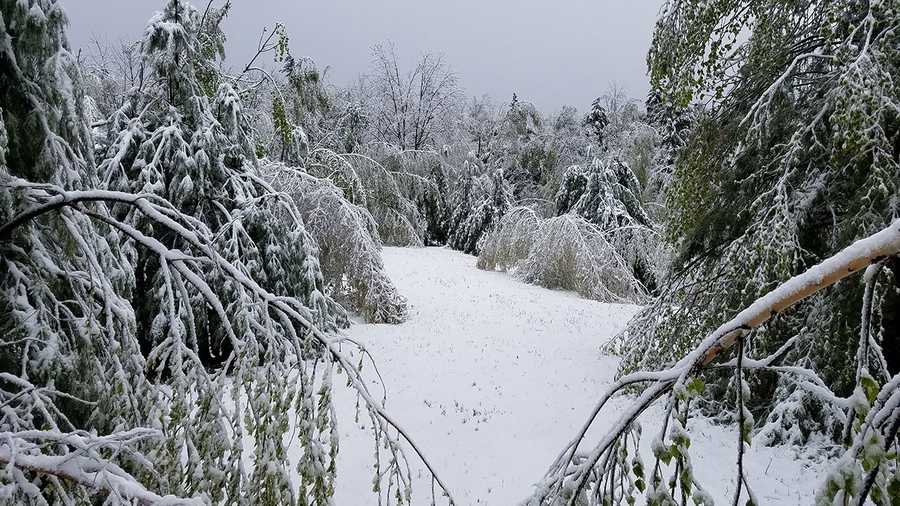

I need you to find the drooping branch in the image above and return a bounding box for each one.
[0,429,200,505]
[528,219,900,505]
[0,184,458,504]
[0,188,156,241]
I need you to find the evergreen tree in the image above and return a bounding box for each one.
[553,160,662,293]
[584,96,609,146]
[448,165,512,254]
[97,0,344,368]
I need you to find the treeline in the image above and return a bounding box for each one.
[83,21,679,304]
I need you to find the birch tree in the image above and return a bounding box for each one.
[616,0,900,441]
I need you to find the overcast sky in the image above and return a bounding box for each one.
[64,0,664,112]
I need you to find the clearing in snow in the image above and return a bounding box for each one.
[326,247,829,504]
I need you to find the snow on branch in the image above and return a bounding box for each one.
[0,429,200,505]
[0,181,456,504]
[526,220,900,505]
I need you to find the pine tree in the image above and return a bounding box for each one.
[584,97,609,146]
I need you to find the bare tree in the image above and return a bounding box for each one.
[463,94,498,162]
[367,42,460,150]
[79,38,144,119]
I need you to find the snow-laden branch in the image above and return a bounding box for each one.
[0,429,201,505]
[526,219,900,505]
[0,188,158,240]
[0,184,457,504]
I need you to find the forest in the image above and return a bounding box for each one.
[0,0,899,504]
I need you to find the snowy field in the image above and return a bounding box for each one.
[328,247,830,504]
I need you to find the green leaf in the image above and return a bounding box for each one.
[687,377,705,395]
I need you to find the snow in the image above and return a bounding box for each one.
[324,246,831,505]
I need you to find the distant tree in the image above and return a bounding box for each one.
[598,83,641,137]
[448,166,512,254]
[265,164,409,324]
[463,94,498,163]
[367,42,460,150]
[554,160,664,293]
[495,94,556,201]
[80,38,143,120]
[584,97,609,146]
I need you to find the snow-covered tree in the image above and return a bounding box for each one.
[554,160,665,293]
[616,0,900,439]
[447,165,512,255]
[462,94,498,164]
[556,160,650,230]
[494,94,556,201]
[584,97,609,146]
[96,0,345,358]
[305,144,433,247]
[265,162,409,324]
[0,1,453,503]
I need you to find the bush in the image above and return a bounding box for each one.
[478,207,651,303]
[266,163,408,323]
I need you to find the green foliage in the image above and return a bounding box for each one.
[620,0,900,441]
[272,95,292,153]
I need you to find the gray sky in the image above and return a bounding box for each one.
[64,0,664,112]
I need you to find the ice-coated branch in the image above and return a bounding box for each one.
[0,429,201,505]
[527,219,900,505]
[0,183,457,504]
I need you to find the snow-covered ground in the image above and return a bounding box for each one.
[329,247,828,504]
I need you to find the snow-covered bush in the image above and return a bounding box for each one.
[266,162,408,324]
[478,208,650,303]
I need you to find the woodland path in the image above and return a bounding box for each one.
[325,247,824,505]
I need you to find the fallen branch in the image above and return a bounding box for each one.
[528,219,900,505]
